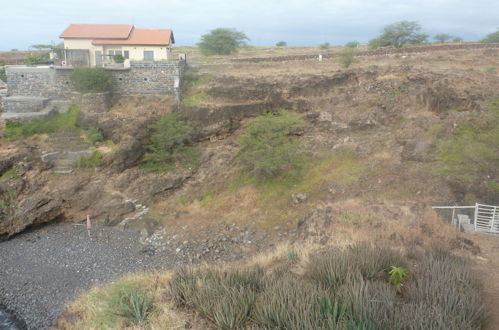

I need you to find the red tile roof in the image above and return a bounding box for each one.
[92,29,174,46]
[60,24,133,39]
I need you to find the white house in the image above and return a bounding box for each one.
[59,24,175,67]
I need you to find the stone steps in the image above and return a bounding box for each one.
[2,96,49,113]
[0,99,70,123]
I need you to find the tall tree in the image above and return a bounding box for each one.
[369,21,428,48]
[198,28,249,55]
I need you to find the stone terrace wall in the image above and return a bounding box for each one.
[5,60,185,99]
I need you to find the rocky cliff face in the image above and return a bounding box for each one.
[1,50,498,238]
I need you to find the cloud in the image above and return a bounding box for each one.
[0,0,498,50]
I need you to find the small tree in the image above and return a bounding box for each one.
[276,41,287,47]
[237,110,305,179]
[345,41,359,48]
[337,48,356,68]
[319,42,330,50]
[482,29,499,43]
[434,34,452,43]
[143,113,200,172]
[368,21,428,48]
[70,67,112,93]
[452,36,464,43]
[198,28,249,56]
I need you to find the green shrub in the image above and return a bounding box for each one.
[92,281,154,328]
[276,41,287,47]
[403,249,486,328]
[388,266,407,291]
[482,29,499,43]
[436,100,499,199]
[4,105,79,140]
[113,54,125,64]
[319,42,330,50]
[307,248,352,290]
[85,127,104,145]
[346,242,405,279]
[25,52,50,64]
[77,151,103,168]
[345,41,360,48]
[112,288,153,326]
[0,66,6,82]
[169,245,485,330]
[142,113,200,172]
[237,110,306,180]
[170,267,262,329]
[337,47,356,68]
[70,67,112,93]
[339,276,396,328]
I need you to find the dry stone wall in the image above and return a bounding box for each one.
[232,43,499,63]
[5,60,185,100]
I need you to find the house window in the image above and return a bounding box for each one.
[124,50,129,59]
[115,50,122,56]
[108,50,115,55]
[144,51,154,61]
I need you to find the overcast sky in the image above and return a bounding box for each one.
[0,0,498,50]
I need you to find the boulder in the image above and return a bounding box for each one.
[0,191,64,238]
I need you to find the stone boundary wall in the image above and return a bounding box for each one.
[232,43,499,63]
[5,60,185,99]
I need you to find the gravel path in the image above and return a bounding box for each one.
[0,223,182,329]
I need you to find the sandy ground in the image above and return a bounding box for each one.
[469,232,499,329]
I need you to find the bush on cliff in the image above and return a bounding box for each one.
[70,67,112,93]
[143,113,200,172]
[237,110,305,180]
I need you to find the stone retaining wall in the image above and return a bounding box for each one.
[5,60,185,99]
[71,92,110,113]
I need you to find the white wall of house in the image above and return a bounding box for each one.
[63,39,173,66]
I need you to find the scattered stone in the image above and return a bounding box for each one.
[292,193,307,204]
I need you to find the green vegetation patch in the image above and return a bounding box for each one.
[77,151,103,168]
[237,110,306,180]
[70,67,112,93]
[183,90,207,106]
[142,112,200,172]
[87,277,154,328]
[436,100,499,198]
[337,47,356,68]
[170,244,485,329]
[84,127,104,146]
[4,105,79,140]
[0,66,6,82]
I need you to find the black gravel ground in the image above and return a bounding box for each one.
[0,223,180,329]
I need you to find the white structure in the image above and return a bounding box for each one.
[433,203,499,233]
[59,24,175,67]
